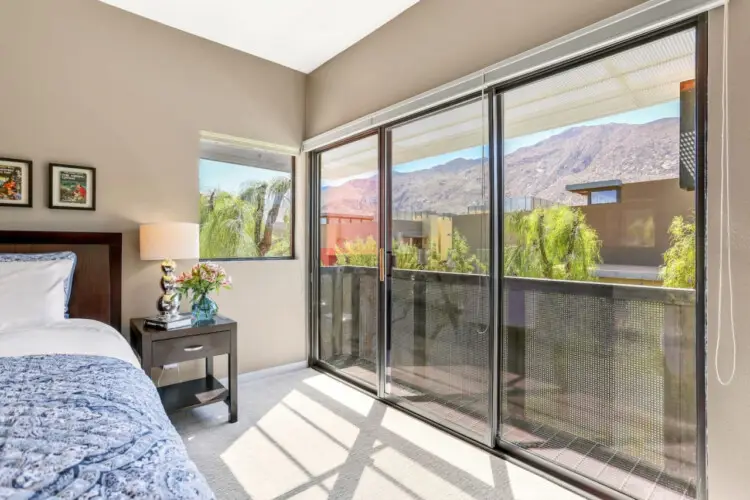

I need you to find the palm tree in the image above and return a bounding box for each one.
[239,177,292,256]
[200,190,258,258]
[199,176,292,258]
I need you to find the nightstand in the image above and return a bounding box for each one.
[130,316,238,423]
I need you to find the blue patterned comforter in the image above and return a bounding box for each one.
[0,355,214,499]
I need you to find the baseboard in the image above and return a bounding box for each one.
[220,360,308,385]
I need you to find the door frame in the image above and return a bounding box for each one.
[306,13,709,499]
[488,16,708,500]
[307,129,382,394]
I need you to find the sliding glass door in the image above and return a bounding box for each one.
[497,27,701,499]
[310,19,705,500]
[316,135,380,388]
[383,98,492,441]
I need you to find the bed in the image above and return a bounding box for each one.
[0,230,214,499]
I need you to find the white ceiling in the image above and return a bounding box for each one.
[99,0,419,73]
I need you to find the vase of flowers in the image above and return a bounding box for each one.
[176,262,232,323]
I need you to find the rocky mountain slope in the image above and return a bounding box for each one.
[322,118,680,216]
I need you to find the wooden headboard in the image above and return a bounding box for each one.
[0,231,122,330]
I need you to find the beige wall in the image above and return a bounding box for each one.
[305,0,647,137]
[0,0,307,377]
[581,179,694,268]
[706,5,750,499]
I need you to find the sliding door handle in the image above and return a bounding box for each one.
[379,248,385,282]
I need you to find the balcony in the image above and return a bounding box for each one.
[319,265,697,500]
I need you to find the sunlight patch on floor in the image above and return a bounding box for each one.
[256,402,350,475]
[283,389,361,448]
[287,484,329,500]
[381,406,495,487]
[322,473,338,490]
[303,373,374,416]
[371,446,479,499]
[221,389,354,499]
[353,466,416,500]
[506,462,584,500]
[221,425,310,499]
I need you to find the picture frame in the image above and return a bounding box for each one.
[0,157,33,208]
[49,163,96,211]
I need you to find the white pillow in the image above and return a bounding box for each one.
[0,260,69,332]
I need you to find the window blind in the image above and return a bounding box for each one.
[302,0,723,153]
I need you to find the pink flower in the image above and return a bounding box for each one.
[180,262,231,296]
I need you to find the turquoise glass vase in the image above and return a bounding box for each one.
[192,294,218,323]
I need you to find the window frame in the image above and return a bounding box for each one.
[198,153,296,262]
[490,18,708,500]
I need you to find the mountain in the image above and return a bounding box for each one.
[504,118,679,205]
[321,118,680,216]
[321,177,379,216]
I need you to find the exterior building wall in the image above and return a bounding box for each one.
[580,178,694,268]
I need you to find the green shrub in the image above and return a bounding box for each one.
[661,215,695,289]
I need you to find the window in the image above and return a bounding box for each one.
[590,189,619,204]
[566,180,622,205]
[199,141,294,260]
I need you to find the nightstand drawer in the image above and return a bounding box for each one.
[152,330,231,366]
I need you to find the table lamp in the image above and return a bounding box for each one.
[140,222,199,318]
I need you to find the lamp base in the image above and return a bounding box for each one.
[157,258,181,318]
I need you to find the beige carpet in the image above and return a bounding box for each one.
[171,368,584,500]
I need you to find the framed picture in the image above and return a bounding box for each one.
[0,157,32,208]
[49,163,96,211]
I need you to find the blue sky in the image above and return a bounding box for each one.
[320,100,679,187]
[199,159,290,195]
[502,100,679,155]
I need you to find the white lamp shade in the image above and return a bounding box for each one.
[140,222,200,261]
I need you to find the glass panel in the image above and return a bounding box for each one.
[590,190,619,205]
[499,29,698,499]
[386,98,491,439]
[318,136,379,387]
[198,148,293,259]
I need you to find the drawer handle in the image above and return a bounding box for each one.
[184,345,204,352]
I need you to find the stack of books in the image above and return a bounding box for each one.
[144,313,193,330]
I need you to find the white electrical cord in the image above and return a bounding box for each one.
[716,0,736,386]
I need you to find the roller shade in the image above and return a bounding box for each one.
[200,131,297,174]
[303,0,723,153]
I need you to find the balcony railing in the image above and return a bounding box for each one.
[319,265,697,498]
